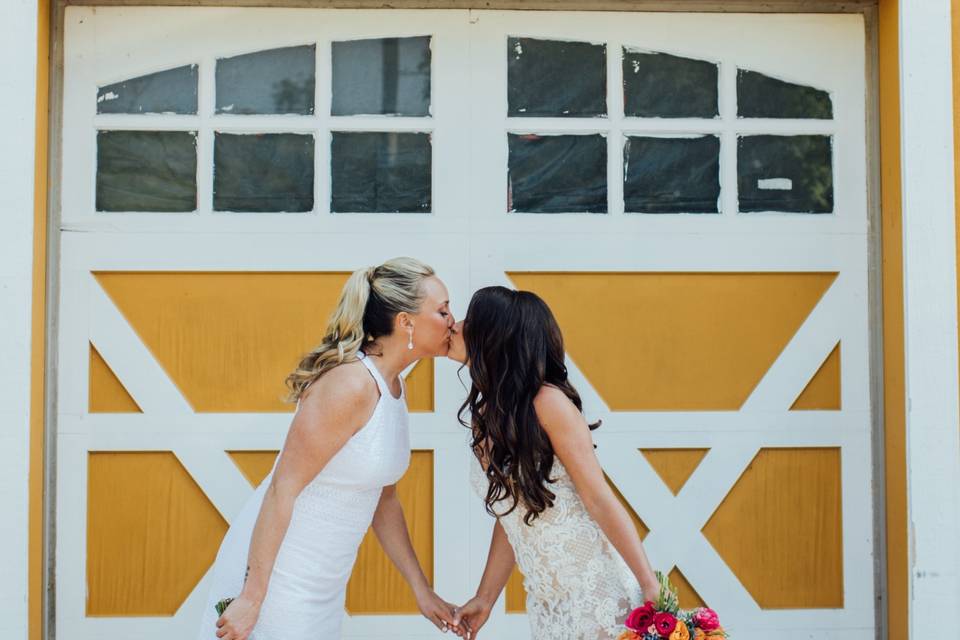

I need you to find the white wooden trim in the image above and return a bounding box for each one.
[899,0,960,632]
[0,0,40,635]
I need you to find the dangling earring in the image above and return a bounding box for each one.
[407,328,414,350]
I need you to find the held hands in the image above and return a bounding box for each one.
[451,595,494,640]
[215,594,261,640]
[416,586,465,636]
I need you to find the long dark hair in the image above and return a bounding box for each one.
[457,286,599,525]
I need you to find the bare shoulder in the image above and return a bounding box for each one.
[297,359,379,421]
[533,384,583,434]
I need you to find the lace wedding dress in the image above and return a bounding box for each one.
[197,352,410,639]
[470,456,644,640]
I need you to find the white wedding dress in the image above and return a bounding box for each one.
[470,455,644,640]
[197,352,410,640]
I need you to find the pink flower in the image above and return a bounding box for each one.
[691,608,721,632]
[625,602,656,632]
[653,612,678,637]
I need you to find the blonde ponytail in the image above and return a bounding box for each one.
[285,257,434,401]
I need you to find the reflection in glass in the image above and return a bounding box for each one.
[216,45,316,115]
[508,134,607,213]
[97,65,198,115]
[508,38,606,117]
[737,70,832,119]
[622,50,718,118]
[330,132,431,213]
[738,135,833,213]
[96,130,197,212]
[332,36,431,116]
[214,133,315,212]
[624,136,720,213]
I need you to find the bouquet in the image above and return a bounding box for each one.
[618,572,727,640]
[215,597,234,616]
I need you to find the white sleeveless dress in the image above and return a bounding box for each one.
[470,455,644,640]
[197,352,410,640]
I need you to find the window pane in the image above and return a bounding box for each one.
[332,37,431,116]
[508,38,606,117]
[216,45,316,115]
[738,135,833,213]
[214,133,314,212]
[737,70,832,119]
[624,136,720,213]
[330,132,431,213]
[97,65,198,115]
[622,50,718,118]
[96,130,197,212]
[508,134,607,213]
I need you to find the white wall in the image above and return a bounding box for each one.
[0,0,39,638]
[899,0,960,632]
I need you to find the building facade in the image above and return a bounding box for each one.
[2,1,959,639]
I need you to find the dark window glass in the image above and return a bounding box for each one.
[97,65,198,115]
[214,133,314,212]
[738,135,833,213]
[508,134,607,213]
[332,37,431,116]
[507,38,606,117]
[96,130,197,212]
[624,136,720,213]
[216,45,316,115]
[737,70,832,119]
[330,132,432,213]
[622,50,718,118]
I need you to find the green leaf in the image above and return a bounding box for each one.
[214,597,234,616]
[654,570,680,614]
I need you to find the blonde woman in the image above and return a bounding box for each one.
[198,258,460,640]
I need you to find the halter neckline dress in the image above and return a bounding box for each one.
[198,352,411,639]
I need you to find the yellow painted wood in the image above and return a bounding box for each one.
[606,474,650,539]
[94,271,350,412]
[509,272,836,410]
[791,342,841,410]
[505,566,527,613]
[879,1,909,635]
[640,449,709,496]
[227,450,278,487]
[29,0,51,636]
[89,343,141,413]
[405,358,434,413]
[668,567,706,609]
[507,475,649,613]
[702,448,843,609]
[86,452,227,616]
[346,451,434,614]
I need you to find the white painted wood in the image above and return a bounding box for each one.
[899,0,960,631]
[0,0,40,636]
[57,7,874,640]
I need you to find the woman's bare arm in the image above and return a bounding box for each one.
[371,485,460,632]
[215,365,377,640]
[534,386,660,602]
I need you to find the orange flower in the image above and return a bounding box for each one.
[669,621,691,640]
[693,630,706,640]
[706,629,726,637]
[617,632,641,640]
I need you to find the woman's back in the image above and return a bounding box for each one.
[469,455,642,640]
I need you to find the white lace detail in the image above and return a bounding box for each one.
[470,456,643,640]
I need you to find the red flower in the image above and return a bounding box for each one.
[691,608,721,632]
[625,602,656,632]
[653,612,678,637]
